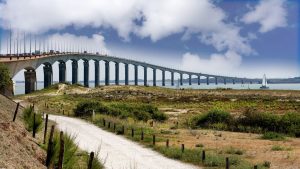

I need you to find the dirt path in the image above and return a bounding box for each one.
[48,115,200,169]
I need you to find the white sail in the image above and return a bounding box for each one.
[261,74,269,89]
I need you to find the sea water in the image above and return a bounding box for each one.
[14,81,300,95]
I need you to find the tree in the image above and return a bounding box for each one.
[0,63,12,92]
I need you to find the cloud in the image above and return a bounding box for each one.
[181,51,242,76]
[242,0,287,33]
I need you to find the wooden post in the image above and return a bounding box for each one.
[181,144,185,153]
[12,102,20,122]
[103,119,106,126]
[202,150,206,162]
[254,165,258,169]
[33,113,36,138]
[46,125,55,167]
[153,135,156,145]
[113,123,116,132]
[122,125,125,135]
[62,110,64,115]
[226,157,229,169]
[88,152,95,169]
[43,114,49,144]
[166,139,169,148]
[131,128,134,137]
[108,122,111,128]
[58,131,64,169]
[141,130,144,141]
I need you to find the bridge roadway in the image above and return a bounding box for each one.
[0,52,252,94]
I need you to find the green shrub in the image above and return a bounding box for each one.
[0,63,12,90]
[22,106,43,132]
[73,101,105,117]
[271,145,284,151]
[261,132,286,141]
[190,110,232,128]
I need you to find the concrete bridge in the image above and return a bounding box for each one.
[0,52,252,94]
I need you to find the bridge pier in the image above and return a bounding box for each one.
[215,77,218,85]
[72,60,78,84]
[171,72,174,86]
[207,76,209,85]
[232,79,235,84]
[153,68,156,86]
[125,63,129,85]
[95,60,100,87]
[224,78,226,85]
[180,73,183,86]
[189,74,192,85]
[58,61,66,83]
[115,62,119,85]
[105,61,110,85]
[24,69,36,94]
[83,60,89,87]
[162,70,165,86]
[134,65,138,85]
[144,66,147,86]
[43,64,52,88]
[241,79,244,84]
[198,75,201,85]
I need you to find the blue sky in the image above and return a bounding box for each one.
[0,0,299,81]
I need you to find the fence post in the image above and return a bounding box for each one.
[131,128,134,137]
[254,165,258,169]
[43,114,49,144]
[88,152,95,169]
[166,139,169,148]
[46,125,55,167]
[62,110,64,115]
[103,119,106,127]
[153,135,156,145]
[122,125,125,135]
[141,129,144,140]
[12,102,20,122]
[108,122,111,128]
[113,123,116,132]
[226,157,229,169]
[58,131,64,169]
[181,144,184,153]
[33,113,36,138]
[202,150,206,162]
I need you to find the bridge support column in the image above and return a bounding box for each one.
[180,73,183,86]
[115,62,119,85]
[125,63,129,85]
[105,61,110,85]
[144,66,147,86]
[72,60,78,84]
[59,61,66,83]
[95,60,100,87]
[84,60,89,87]
[224,78,226,85]
[153,69,156,86]
[215,77,218,85]
[207,76,209,85]
[189,74,192,85]
[232,79,235,84]
[171,72,174,86]
[162,70,165,86]
[24,69,36,94]
[43,64,52,88]
[134,65,138,85]
[241,79,244,84]
[198,75,201,85]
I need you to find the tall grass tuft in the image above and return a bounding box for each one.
[22,106,43,132]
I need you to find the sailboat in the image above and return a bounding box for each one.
[260,74,269,89]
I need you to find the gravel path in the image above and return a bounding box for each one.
[48,115,200,169]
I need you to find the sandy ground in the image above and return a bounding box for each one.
[48,114,200,169]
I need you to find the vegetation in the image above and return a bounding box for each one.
[74,101,167,122]
[22,106,43,132]
[261,132,286,141]
[0,63,12,93]
[189,109,300,137]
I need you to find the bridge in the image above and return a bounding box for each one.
[0,51,253,94]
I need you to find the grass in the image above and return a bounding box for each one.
[271,145,285,151]
[261,132,286,141]
[22,106,43,132]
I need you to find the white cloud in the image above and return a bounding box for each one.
[181,51,242,76]
[242,0,287,33]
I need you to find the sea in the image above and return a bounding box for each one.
[14,81,300,95]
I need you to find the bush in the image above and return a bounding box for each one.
[261,132,286,141]
[0,63,12,90]
[190,110,232,128]
[73,101,105,117]
[23,106,43,132]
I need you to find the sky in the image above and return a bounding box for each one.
[0,0,299,82]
